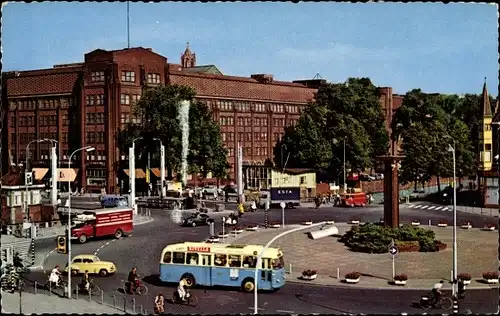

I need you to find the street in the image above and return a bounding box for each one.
[25,204,498,314]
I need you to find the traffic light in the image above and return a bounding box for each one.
[458,279,466,299]
[56,235,67,254]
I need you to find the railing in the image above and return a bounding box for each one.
[30,279,150,314]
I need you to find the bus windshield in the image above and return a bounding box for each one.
[271,256,284,270]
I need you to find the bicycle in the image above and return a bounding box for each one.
[78,279,101,294]
[121,279,148,295]
[419,294,453,310]
[171,288,198,307]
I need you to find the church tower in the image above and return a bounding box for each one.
[181,42,196,68]
[478,78,493,171]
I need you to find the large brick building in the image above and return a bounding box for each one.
[1,45,403,194]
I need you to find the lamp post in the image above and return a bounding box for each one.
[253,222,327,314]
[25,139,48,222]
[67,146,95,299]
[152,138,165,198]
[343,136,347,192]
[446,136,457,298]
[129,137,142,211]
[43,138,60,205]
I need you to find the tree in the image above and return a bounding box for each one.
[274,78,389,179]
[117,84,229,182]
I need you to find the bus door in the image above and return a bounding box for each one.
[260,259,272,287]
[211,254,228,286]
[200,254,212,285]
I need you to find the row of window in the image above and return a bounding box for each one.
[18,116,35,127]
[120,113,143,125]
[85,132,105,144]
[85,95,105,106]
[86,169,106,178]
[86,113,105,124]
[8,98,74,111]
[14,114,74,127]
[120,94,141,105]
[91,71,161,85]
[206,100,300,113]
[219,116,290,127]
[12,133,69,145]
[219,116,234,126]
[39,133,57,142]
[86,151,107,162]
[39,115,58,126]
[163,252,280,269]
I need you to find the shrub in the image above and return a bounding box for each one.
[458,273,471,281]
[394,274,408,281]
[339,223,441,253]
[345,272,361,279]
[395,241,420,252]
[434,241,447,251]
[483,271,499,279]
[302,269,318,276]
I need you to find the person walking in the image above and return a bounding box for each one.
[154,293,165,314]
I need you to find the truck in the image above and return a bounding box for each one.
[258,187,301,209]
[70,208,133,244]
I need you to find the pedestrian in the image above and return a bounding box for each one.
[154,293,165,314]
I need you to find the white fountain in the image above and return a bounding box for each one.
[178,100,190,188]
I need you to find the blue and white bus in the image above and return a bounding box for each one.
[159,242,286,292]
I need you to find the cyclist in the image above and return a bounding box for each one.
[127,267,138,294]
[431,280,445,305]
[49,265,61,287]
[177,278,187,301]
[237,203,244,216]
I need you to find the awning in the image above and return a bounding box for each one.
[151,168,161,177]
[57,168,79,182]
[32,168,49,180]
[124,169,146,179]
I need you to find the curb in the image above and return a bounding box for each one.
[286,279,499,291]
[133,217,155,226]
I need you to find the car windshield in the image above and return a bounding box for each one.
[92,256,100,262]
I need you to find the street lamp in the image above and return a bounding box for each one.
[43,138,60,205]
[67,146,95,298]
[129,137,143,208]
[152,138,165,198]
[445,136,457,299]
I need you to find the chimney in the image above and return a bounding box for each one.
[251,74,274,84]
[292,79,327,89]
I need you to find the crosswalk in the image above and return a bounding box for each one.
[407,204,451,212]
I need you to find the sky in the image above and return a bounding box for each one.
[2,2,499,96]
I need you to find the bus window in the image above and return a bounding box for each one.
[172,252,185,264]
[201,254,211,266]
[214,254,227,267]
[187,253,199,265]
[163,252,172,264]
[242,256,256,268]
[271,257,284,269]
[228,255,241,268]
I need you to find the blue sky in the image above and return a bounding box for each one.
[3,2,498,96]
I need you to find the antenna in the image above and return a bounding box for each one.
[127,1,130,48]
[313,73,323,80]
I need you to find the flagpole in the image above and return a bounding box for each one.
[127,1,130,48]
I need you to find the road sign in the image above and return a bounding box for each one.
[389,245,398,255]
[280,202,286,209]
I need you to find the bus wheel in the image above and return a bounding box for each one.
[114,229,123,239]
[181,274,195,287]
[79,234,87,244]
[242,278,255,292]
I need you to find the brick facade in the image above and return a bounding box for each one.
[2,46,401,193]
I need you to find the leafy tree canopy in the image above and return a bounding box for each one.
[275,78,389,179]
[117,84,229,180]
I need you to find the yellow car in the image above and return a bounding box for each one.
[64,255,116,277]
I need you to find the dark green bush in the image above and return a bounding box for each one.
[339,223,445,253]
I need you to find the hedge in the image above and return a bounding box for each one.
[339,223,446,253]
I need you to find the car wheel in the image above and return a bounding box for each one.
[114,229,123,239]
[99,269,108,277]
[191,222,197,227]
[79,234,87,244]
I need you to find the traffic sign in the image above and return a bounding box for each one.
[389,245,398,255]
[280,202,286,209]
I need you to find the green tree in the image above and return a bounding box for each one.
[117,84,229,181]
[275,78,389,179]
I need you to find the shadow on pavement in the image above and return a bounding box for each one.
[294,293,353,314]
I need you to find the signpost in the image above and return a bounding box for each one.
[222,217,226,244]
[280,202,286,227]
[264,201,270,229]
[389,240,398,279]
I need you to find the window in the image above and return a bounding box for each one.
[228,255,241,268]
[300,176,306,184]
[242,256,256,268]
[121,113,127,124]
[96,94,104,105]
[120,94,130,105]
[96,132,104,143]
[222,133,227,142]
[214,254,227,267]
[121,71,135,83]
[201,254,211,266]
[147,73,161,84]
[63,133,68,143]
[131,94,141,104]
[162,252,172,263]
[246,133,251,142]
[228,148,234,157]
[62,114,69,125]
[86,132,95,143]
[96,113,105,124]
[91,71,105,82]
[187,253,199,265]
[485,144,492,151]
[172,252,185,264]
[228,132,234,142]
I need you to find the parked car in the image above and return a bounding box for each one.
[359,174,376,181]
[182,213,214,227]
[65,254,116,277]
